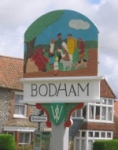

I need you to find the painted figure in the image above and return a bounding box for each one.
[57,42,70,61]
[78,38,85,61]
[54,57,59,75]
[55,33,63,62]
[74,38,87,69]
[58,42,72,71]
[30,47,49,72]
[67,34,77,61]
[78,38,87,65]
[49,38,55,68]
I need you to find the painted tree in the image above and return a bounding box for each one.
[24,10,64,73]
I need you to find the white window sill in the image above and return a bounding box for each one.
[19,143,30,145]
[87,119,113,123]
[13,114,27,119]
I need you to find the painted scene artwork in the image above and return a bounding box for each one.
[24,10,98,78]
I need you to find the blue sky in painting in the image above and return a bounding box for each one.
[35,10,98,46]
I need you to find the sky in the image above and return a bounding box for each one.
[0,0,118,98]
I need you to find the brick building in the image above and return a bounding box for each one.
[0,55,37,145]
[72,80,116,150]
[0,55,117,149]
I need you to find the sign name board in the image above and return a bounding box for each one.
[21,76,103,103]
[31,83,89,97]
[29,115,47,122]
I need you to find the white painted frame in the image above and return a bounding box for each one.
[13,91,27,118]
[72,98,114,123]
[19,132,31,145]
[74,130,113,150]
[21,76,104,104]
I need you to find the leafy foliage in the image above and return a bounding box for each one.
[93,140,118,150]
[16,144,33,150]
[25,10,64,42]
[0,134,15,150]
[85,40,97,49]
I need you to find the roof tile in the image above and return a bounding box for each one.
[0,55,23,90]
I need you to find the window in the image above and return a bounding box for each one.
[83,106,87,119]
[108,100,112,105]
[88,98,114,122]
[108,107,112,121]
[95,132,99,137]
[87,130,113,150]
[75,130,86,150]
[75,131,80,137]
[81,140,86,150]
[75,130,113,150]
[71,105,87,120]
[88,132,93,137]
[107,132,111,138]
[101,132,105,138]
[95,106,100,120]
[77,109,81,117]
[82,132,86,137]
[101,107,106,120]
[88,140,93,150]
[14,92,27,118]
[89,105,94,119]
[72,110,81,117]
[19,133,31,144]
[75,139,80,150]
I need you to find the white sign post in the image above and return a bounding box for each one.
[21,76,103,150]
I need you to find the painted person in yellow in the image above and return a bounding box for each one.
[67,34,77,62]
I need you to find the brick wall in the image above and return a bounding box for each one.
[81,122,114,131]
[113,116,118,138]
[0,88,11,132]
[9,91,15,120]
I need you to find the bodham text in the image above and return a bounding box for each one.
[31,83,89,97]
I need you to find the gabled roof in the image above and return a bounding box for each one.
[0,55,116,98]
[100,79,116,99]
[0,55,23,90]
[4,118,37,128]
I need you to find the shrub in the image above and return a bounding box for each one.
[0,134,15,150]
[93,140,118,150]
[16,145,33,150]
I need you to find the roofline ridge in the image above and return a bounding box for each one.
[0,55,23,60]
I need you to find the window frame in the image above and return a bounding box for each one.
[74,130,113,150]
[19,132,31,145]
[71,104,87,121]
[13,91,27,118]
[87,98,114,123]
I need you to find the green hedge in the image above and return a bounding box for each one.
[0,134,15,150]
[93,140,118,150]
[16,145,33,150]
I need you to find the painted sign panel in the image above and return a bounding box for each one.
[21,76,103,103]
[24,9,98,78]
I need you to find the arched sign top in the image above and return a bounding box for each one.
[24,9,99,78]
